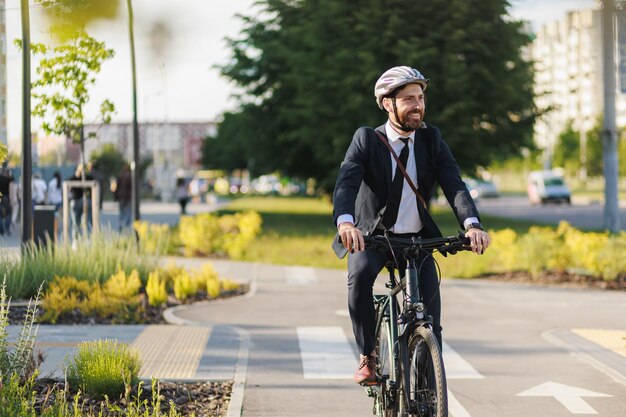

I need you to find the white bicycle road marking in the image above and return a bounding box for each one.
[448,389,473,417]
[285,266,318,285]
[443,341,484,379]
[297,326,356,379]
[518,381,611,414]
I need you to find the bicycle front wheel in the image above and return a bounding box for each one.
[402,326,447,417]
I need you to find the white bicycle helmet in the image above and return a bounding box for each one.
[374,66,429,109]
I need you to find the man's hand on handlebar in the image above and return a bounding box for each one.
[338,222,365,253]
[465,228,490,255]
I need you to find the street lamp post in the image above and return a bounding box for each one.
[602,0,621,233]
[20,0,32,246]
[127,0,140,222]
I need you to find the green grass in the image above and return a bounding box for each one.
[221,196,536,269]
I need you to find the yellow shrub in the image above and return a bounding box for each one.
[133,220,172,255]
[178,211,262,258]
[146,270,168,307]
[220,278,240,292]
[222,211,263,259]
[516,226,559,278]
[41,276,88,323]
[206,279,221,299]
[178,214,221,256]
[157,262,184,290]
[594,233,626,281]
[104,269,142,299]
[483,228,519,272]
[173,271,194,301]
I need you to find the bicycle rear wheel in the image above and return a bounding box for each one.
[373,303,398,417]
[402,326,447,417]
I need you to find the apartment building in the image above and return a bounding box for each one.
[532,7,626,165]
[75,121,217,200]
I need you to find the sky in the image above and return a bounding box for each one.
[4,0,598,149]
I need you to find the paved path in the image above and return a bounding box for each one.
[472,196,626,231]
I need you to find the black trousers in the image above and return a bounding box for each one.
[347,246,442,356]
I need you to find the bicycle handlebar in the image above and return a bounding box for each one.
[362,232,471,258]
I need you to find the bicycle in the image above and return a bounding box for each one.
[361,232,471,417]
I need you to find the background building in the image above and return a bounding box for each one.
[81,121,216,200]
[532,6,626,171]
[0,0,7,149]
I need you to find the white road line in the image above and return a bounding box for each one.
[448,389,473,417]
[443,341,484,379]
[285,266,318,285]
[297,326,356,379]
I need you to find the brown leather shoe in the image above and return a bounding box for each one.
[354,354,377,385]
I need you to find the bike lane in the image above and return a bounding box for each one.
[169,258,373,417]
[441,279,626,417]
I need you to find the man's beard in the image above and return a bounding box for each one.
[398,109,424,130]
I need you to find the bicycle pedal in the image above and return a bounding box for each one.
[359,378,381,387]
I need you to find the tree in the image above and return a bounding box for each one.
[214,0,536,192]
[553,122,580,175]
[28,31,115,178]
[90,144,127,199]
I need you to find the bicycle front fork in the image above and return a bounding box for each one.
[405,259,426,320]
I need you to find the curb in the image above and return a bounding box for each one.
[162,309,250,417]
[161,263,259,417]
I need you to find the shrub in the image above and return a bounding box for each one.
[173,271,194,301]
[206,279,221,299]
[41,276,90,323]
[42,275,143,324]
[104,269,142,299]
[593,233,626,281]
[133,221,173,255]
[146,270,168,307]
[0,277,43,384]
[178,211,262,258]
[0,232,157,299]
[178,214,221,256]
[65,339,141,400]
[222,211,263,259]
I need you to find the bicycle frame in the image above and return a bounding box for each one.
[374,255,432,412]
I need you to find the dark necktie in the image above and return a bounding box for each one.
[381,137,410,230]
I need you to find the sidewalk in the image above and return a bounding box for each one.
[3,201,244,413]
[6,257,247,383]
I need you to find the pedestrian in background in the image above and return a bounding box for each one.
[0,168,14,236]
[10,173,20,229]
[69,164,94,237]
[32,172,47,206]
[47,170,63,211]
[114,164,133,231]
[176,177,190,215]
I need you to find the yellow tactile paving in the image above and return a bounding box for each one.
[572,328,626,358]
[131,325,211,379]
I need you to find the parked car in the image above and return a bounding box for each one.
[527,170,571,205]
[463,178,500,199]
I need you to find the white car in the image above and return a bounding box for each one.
[527,171,571,205]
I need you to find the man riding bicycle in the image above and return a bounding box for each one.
[332,66,491,385]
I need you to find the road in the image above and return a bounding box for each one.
[170,260,626,417]
[472,195,626,231]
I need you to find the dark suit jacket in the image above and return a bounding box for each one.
[332,123,481,258]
